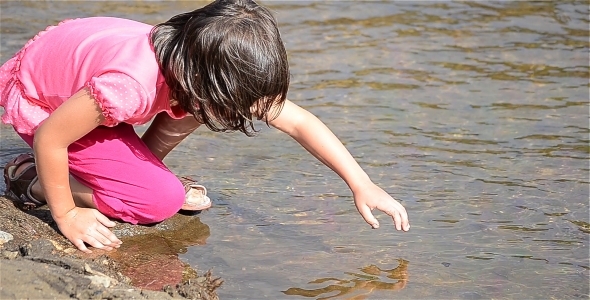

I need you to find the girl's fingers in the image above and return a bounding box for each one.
[73,239,92,254]
[392,211,402,231]
[357,203,380,229]
[83,235,111,251]
[401,212,410,231]
[394,203,410,231]
[377,202,410,231]
[94,211,117,228]
[91,229,117,247]
[93,210,122,245]
[96,226,121,247]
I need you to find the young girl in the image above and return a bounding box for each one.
[1,0,409,254]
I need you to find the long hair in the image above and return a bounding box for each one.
[150,0,290,136]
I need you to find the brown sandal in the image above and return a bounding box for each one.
[178,176,211,211]
[3,153,45,210]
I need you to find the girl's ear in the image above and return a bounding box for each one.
[170,99,200,112]
[252,96,284,122]
[250,100,262,119]
[250,98,272,121]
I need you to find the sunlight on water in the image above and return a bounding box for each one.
[0,1,588,299]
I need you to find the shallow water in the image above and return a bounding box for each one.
[1,1,588,299]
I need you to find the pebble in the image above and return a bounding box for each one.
[2,250,19,259]
[0,231,14,244]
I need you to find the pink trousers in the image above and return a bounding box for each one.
[19,123,185,224]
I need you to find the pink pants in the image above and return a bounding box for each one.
[19,123,185,224]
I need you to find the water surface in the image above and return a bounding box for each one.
[0,1,588,299]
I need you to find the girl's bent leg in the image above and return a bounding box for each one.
[19,123,185,224]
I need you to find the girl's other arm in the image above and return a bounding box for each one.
[142,112,201,160]
[268,100,410,231]
[34,88,121,252]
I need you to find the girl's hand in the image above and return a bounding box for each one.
[54,207,122,253]
[353,183,410,231]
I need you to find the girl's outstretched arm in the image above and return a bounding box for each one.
[269,100,410,231]
[33,88,122,253]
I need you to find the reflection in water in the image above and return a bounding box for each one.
[283,259,408,299]
[108,217,210,290]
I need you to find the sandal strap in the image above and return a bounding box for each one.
[186,183,207,196]
[4,153,35,191]
[178,176,207,196]
[26,176,44,206]
[9,153,35,166]
[3,153,45,210]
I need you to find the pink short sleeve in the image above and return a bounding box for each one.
[86,72,147,126]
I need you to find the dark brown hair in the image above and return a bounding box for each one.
[150,0,289,136]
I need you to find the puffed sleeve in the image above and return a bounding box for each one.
[86,72,148,126]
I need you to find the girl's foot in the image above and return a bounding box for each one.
[178,176,211,211]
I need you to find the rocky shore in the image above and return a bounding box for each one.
[0,196,222,299]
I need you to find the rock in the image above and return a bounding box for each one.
[0,258,176,299]
[0,196,222,299]
[87,274,115,288]
[20,239,56,257]
[0,230,13,244]
[2,250,19,259]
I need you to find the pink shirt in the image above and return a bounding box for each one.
[0,17,186,135]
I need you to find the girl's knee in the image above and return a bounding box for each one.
[139,178,185,223]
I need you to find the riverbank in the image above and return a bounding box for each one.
[0,195,222,299]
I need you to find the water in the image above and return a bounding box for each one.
[0,1,588,299]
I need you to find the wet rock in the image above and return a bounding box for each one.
[175,271,224,300]
[108,216,213,291]
[112,211,206,238]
